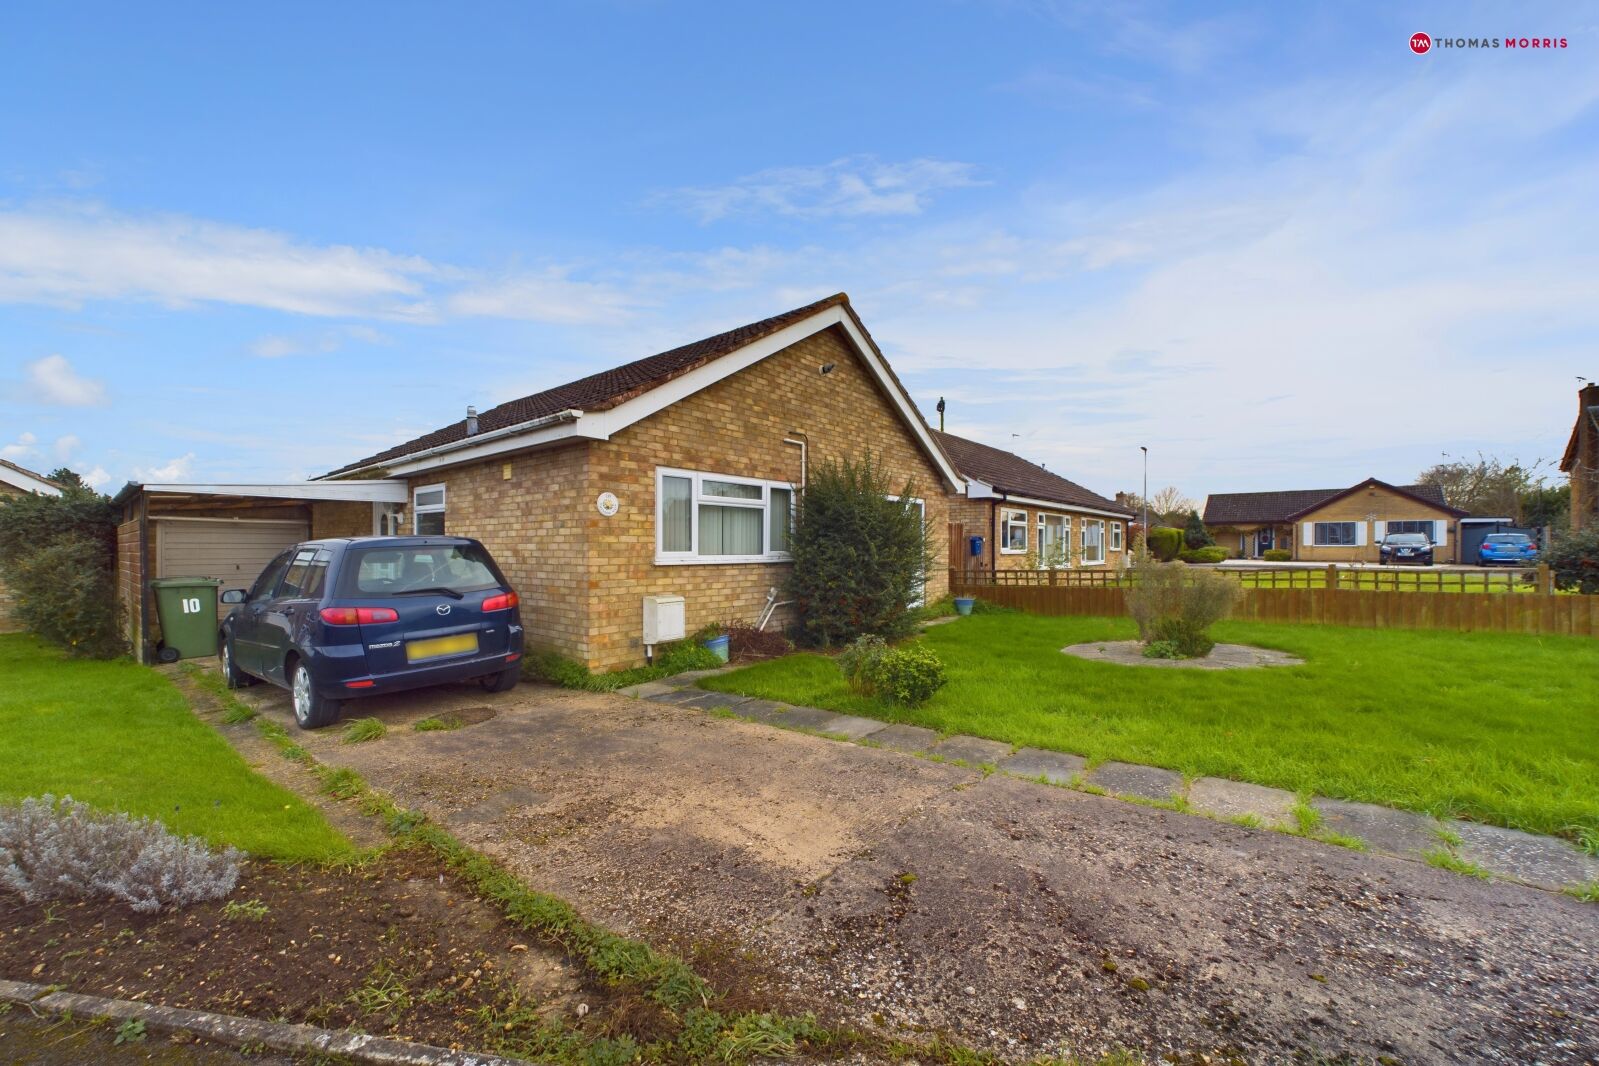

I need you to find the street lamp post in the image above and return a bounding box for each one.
[1140,446,1149,552]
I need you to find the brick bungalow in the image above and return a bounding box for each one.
[1204,478,1468,562]
[0,459,65,631]
[934,431,1133,574]
[1560,381,1599,532]
[318,294,964,671]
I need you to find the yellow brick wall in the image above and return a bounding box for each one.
[582,325,953,669]
[309,500,374,538]
[407,444,593,661]
[1294,486,1457,563]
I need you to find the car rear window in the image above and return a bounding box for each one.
[336,545,505,597]
[1485,534,1530,544]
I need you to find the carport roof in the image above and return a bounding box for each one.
[112,480,408,506]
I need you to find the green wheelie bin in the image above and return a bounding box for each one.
[150,577,223,662]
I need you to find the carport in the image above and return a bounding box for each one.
[112,480,408,663]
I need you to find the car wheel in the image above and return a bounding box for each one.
[480,664,520,693]
[291,660,341,730]
[220,637,252,689]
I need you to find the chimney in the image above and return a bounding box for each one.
[466,406,479,436]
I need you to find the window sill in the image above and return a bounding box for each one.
[999,548,1028,555]
[654,555,793,566]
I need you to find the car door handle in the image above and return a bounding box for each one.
[283,606,296,616]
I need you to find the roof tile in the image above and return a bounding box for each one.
[933,430,1131,516]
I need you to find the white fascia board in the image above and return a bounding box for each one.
[359,304,967,491]
[965,477,995,499]
[0,468,62,495]
[142,481,409,503]
[997,493,1133,522]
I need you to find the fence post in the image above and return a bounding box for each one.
[1323,564,1338,623]
[1537,562,1552,596]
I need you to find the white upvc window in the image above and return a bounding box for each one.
[1109,521,1123,551]
[655,467,795,564]
[1000,508,1029,554]
[1037,513,1069,567]
[413,483,446,535]
[1081,518,1106,565]
[889,494,927,606]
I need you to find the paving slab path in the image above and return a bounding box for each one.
[224,673,1599,1065]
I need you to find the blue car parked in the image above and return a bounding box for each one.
[1477,533,1538,567]
[219,536,524,729]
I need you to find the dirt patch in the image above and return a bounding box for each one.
[1062,640,1303,670]
[0,847,604,1050]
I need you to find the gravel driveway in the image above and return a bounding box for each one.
[231,678,1599,1065]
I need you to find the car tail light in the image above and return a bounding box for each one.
[319,606,400,625]
[506,652,521,663]
[344,679,376,689]
[482,591,519,612]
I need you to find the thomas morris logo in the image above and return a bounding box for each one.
[1412,32,1569,53]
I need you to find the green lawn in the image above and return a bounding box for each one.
[702,615,1599,840]
[0,634,351,861]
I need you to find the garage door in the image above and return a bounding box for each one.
[155,519,309,599]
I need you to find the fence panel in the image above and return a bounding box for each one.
[950,568,1596,638]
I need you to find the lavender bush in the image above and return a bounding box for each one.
[0,795,241,913]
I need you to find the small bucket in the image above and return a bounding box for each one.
[702,634,731,662]
[953,597,975,616]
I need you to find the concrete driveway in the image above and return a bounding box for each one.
[229,676,1599,1065]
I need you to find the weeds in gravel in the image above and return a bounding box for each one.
[412,714,462,732]
[341,717,386,744]
[1563,881,1599,903]
[222,898,269,921]
[113,1018,146,1045]
[220,702,257,724]
[1424,848,1492,880]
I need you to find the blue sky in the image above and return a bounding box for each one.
[2,2,1595,502]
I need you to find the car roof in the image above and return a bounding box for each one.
[299,535,480,549]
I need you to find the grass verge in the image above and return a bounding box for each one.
[701,614,1599,840]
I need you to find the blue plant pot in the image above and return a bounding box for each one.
[702,634,731,662]
[953,597,975,616]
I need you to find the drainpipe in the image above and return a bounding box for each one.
[782,432,808,489]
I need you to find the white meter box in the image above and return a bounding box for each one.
[642,595,686,644]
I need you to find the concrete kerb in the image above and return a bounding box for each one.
[0,979,533,1066]
[616,680,1599,894]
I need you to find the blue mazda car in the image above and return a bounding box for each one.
[1477,533,1539,567]
[219,536,524,729]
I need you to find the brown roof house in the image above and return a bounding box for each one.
[318,294,964,671]
[1203,478,1467,562]
[1561,382,1599,532]
[935,431,1133,573]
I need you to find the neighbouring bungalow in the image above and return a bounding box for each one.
[1203,478,1469,563]
[1561,381,1599,532]
[0,459,65,632]
[935,431,1134,573]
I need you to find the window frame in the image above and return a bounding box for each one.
[654,467,796,565]
[1386,519,1435,540]
[1109,521,1123,551]
[1081,518,1107,565]
[1313,521,1358,546]
[1036,512,1069,568]
[999,508,1030,554]
[413,483,447,535]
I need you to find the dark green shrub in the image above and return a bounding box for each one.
[837,635,888,694]
[1262,548,1292,562]
[786,453,931,647]
[0,486,123,658]
[522,640,720,692]
[1179,546,1228,564]
[1146,526,1183,561]
[1544,528,1599,595]
[1142,639,1182,660]
[874,645,947,707]
[1151,617,1215,658]
[1182,511,1214,549]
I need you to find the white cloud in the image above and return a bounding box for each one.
[250,325,389,358]
[52,434,80,461]
[0,206,439,319]
[25,354,107,406]
[80,465,111,490]
[659,157,984,222]
[1,432,39,460]
[134,453,196,482]
[448,269,637,324]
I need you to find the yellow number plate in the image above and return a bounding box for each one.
[405,633,478,662]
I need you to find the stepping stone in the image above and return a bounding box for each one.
[728,699,793,725]
[813,713,890,740]
[642,687,709,705]
[616,680,679,699]
[1085,761,1185,804]
[675,691,750,711]
[930,734,1012,767]
[1448,820,1599,890]
[771,705,850,732]
[867,723,940,754]
[1000,747,1086,785]
[1310,797,1439,857]
[1188,777,1297,827]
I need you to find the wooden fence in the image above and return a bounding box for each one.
[950,566,1599,638]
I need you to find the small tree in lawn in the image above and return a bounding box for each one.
[787,452,932,648]
[1182,510,1214,550]
[1125,546,1241,658]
